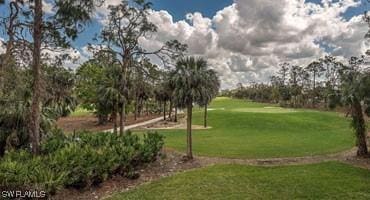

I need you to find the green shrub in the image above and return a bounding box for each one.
[26,158,66,195]
[0,150,64,194]
[48,143,91,188]
[0,151,31,187]
[140,131,165,163]
[41,129,69,154]
[0,130,165,195]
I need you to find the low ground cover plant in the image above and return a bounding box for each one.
[0,130,164,195]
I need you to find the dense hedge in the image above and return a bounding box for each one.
[0,130,164,195]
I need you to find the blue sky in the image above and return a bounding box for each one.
[75,0,368,48]
[0,0,235,45]
[151,0,234,21]
[76,0,235,47]
[151,0,368,20]
[0,0,367,47]
[152,0,369,21]
[1,0,369,88]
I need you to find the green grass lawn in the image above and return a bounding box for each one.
[158,98,354,158]
[70,106,94,117]
[109,162,370,200]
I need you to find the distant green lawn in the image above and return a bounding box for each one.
[109,162,370,200]
[158,98,354,158]
[70,106,94,117]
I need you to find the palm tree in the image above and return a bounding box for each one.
[199,70,220,128]
[99,65,122,134]
[170,57,217,159]
[154,82,171,121]
[330,57,370,157]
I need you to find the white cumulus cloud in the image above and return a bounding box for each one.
[142,0,369,88]
[81,0,369,89]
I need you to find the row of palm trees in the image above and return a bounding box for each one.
[76,55,220,159]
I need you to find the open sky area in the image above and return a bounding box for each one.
[1,0,370,89]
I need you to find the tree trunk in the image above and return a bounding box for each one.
[134,96,138,121]
[312,72,316,107]
[352,99,368,157]
[169,99,173,120]
[119,53,130,135]
[146,101,149,116]
[163,101,166,120]
[138,98,143,118]
[0,138,6,157]
[174,107,178,122]
[186,102,193,159]
[119,101,126,135]
[204,104,208,128]
[0,1,19,95]
[29,0,42,155]
[113,101,118,134]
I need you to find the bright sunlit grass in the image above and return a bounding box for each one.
[109,162,370,200]
[156,97,354,159]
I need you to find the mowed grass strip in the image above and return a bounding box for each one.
[109,162,370,200]
[159,98,354,158]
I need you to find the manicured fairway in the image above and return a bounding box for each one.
[159,98,354,158]
[109,162,370,200]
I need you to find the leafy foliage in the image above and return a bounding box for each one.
[170,57,218,108]
[168,56,220,159]
[0,64,76,156]
[0,130,165,194]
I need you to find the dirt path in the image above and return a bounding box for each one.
[104,116,168,133]
[135,115,212,130]
[193,148,370,171]
[57,114,161,133]
[195,148,358,167]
